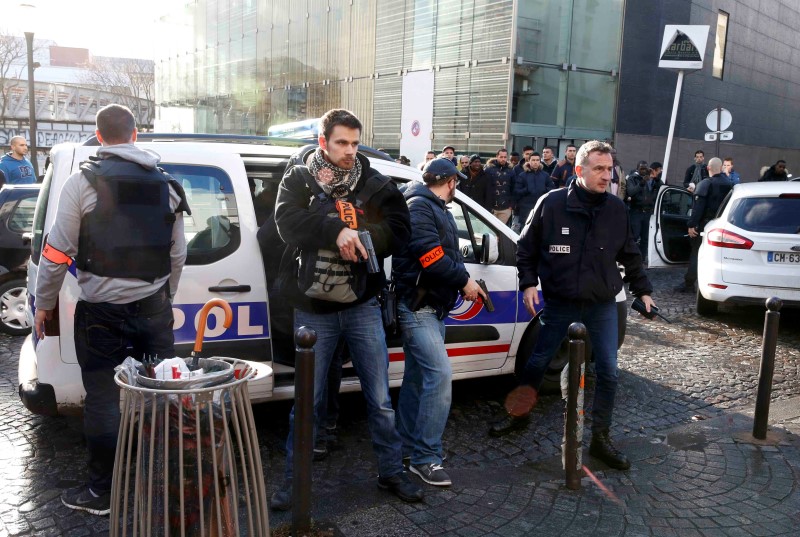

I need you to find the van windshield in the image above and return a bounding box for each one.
[31,164,54,265]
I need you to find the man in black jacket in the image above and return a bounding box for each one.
[684,149,709,189]
[392,158,485,487]
[270,109,422,510]
[677,157,732,293]
[490,141,656,471]
[458,154,490,209]
[484,148,515,224]
[626,160,663,262]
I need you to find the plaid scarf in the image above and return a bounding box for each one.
[308,148,362,199]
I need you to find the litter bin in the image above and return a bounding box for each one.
[110,357,269,537]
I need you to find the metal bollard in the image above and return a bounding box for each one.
[753,297,782,440]
[565,322,586,490]
[293,326,317,535]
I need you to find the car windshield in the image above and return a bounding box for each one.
[727,196,800,234]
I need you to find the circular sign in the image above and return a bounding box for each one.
[410,120,421,137]
[706,108,732,131]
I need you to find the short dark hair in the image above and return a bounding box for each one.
[496,148,508,156]
[96,104,136,144]
[530,152,541,158]
[695,149,704,156]
[637,160,649,168]
[543,146,554,152]
[510,151,520,157]
[650,161,663,169]
[522,145,534,152]
[566,144,577,150]
[776,159,786,165]
[723,157,733,164]
[426,150,436,156]
[320,109,362,140]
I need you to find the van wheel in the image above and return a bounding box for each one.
[696,288,718,316]
[0,278,31,336]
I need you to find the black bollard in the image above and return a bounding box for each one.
[753,297,782,440]
[565,322,586,490]
[293,326,317,535]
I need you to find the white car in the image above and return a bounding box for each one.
[648,182,800,314]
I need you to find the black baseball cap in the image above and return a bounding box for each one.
[424,157,466,180]
[469,154,482,164]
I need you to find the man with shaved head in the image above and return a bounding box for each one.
[676,157,732,293]
[0,136,35,185]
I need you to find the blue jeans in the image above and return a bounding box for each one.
[74,286,175,494]
[396,301,452,465]
[520,298,619,432]
[284,298,403,480]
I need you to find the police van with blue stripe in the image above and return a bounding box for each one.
[18,135,626,416]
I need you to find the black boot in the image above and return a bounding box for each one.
[589,430,630,470]
[270,480,292,511]
[488,414,528,437]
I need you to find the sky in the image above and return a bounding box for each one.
[8,0,164,60]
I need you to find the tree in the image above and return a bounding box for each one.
[80,57,155,126]
[0,32,26,120]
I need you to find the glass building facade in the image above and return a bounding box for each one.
[155,0,624,155]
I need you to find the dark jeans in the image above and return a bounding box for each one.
[629,210,651,260]
[520,298,618,432]
[74,286,175,494]
[685,234,702,285]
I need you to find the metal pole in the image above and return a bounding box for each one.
[565,322,586,490]
[293,326,317,535]
[753,297,782,439]
[715,106,722,158]
[661,70,684,185]
[24,32,39,179]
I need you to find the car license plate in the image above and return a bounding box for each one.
[767,252,800,264]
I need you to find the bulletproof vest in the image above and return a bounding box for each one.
[76,156,179,281]
[701,177,733,223]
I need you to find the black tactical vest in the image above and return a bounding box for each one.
[76,156,182,281]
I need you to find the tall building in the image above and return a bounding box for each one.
[155,0,800,183]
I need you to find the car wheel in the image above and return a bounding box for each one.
[696,288,718,316]
[0,278,31,336]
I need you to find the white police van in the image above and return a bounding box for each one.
[18,135,627,416]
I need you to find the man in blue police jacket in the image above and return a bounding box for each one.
[490,140,657,471]
[392,158,485,487]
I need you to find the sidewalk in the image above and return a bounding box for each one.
[270,396,800,537]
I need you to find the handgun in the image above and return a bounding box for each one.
[357,230,381,274]
[631,297,671,323]
[475,279,495,312]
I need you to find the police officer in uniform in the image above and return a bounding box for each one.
[34,104,190,516]
[677,157,732,293]
[490,140,656,471]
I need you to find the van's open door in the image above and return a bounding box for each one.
[648,185,693,268]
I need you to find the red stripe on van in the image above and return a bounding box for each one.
[389,343,511,362]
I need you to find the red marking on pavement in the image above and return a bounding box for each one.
[389,343,510,362]
[582,465,623,505]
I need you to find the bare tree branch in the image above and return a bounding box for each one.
[79,57,155,126]
[0,31,26,119]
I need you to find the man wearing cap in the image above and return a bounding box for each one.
[393,158,486,487]
[457,154,489,209]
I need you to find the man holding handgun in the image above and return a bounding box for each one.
[392,158,486,487]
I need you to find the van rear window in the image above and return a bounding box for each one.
[727,197,800,234]
[31,165,55,265]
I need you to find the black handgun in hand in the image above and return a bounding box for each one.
[357,230,381,274]
[476,279,495,312]
[631,297,671,323]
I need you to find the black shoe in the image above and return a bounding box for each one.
[589,431,631,470]
[61,486,110,516]
[377,472,424,502]
[488,414,528,437]
[410,463,452,487]
[270,480,292,511]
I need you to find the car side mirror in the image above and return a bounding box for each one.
[21,232,33,246]
[480,233,498,264]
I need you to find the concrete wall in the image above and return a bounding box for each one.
[616,0,800,182]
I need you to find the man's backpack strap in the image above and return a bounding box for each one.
[297,166,329,210]
[354,172,391,209]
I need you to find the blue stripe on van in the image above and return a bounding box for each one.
[172,301,270,344]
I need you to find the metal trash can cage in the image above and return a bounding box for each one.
[110,357,269,537]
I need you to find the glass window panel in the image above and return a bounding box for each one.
[568,0,623,70]
[8,197,37,233]
[512,66,564,125]
[564,71,616,132]
[375,0,408,72]
[516,0,569,65]
[713,11,729,79]
[471,0,513,62]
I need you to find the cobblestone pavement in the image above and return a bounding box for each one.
[1,267,799,536]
